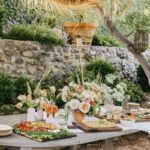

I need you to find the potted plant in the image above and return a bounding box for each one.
[63,10,97,46]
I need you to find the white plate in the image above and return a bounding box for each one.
[0,124,12,132]
[0,130,13,136]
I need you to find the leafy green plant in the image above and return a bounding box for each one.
[0,6,6,36]
[0,104,27,115]
[92,34,122,47]
[72,58,117,84]
[14,77,37,97]
[44,17,57,28]
[0,72,14,104]
[3,24,65,46]
[122,80,146,103]
[137,59,150,92]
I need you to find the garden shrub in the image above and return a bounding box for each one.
[3,24,65,46]
[0,6,6,36]
[0,72,14,104]
[44,17,57,28]
[72,58,117,84]
[122,80,146,103]
[0,104,27,115]
[14,76,37,97]
[137,59,150,92]
[92,34,122,47]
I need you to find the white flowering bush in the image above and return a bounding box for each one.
[101,74,127,104]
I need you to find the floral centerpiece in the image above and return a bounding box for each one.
[16,64,61,122]
[100,74,127,111]
[61,81,101,121]
[16,87,57,122]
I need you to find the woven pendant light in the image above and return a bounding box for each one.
[52,0,91,5]
[134,30,149,53]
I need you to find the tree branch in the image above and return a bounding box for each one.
[91,2,150,84]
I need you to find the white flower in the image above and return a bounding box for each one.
[17,95,26,101]
[90,92,97,99]
[63,86,69,91]
[40,97,46,105]
[82,90,90,98]
[103,93,113,104]
[73,84,78,89]
[79,102,91,113]
[35,98,40,104]
[119,82,127,89]
[69,82,74,87]
[112,92,124,102]
[116,84,122,89]
[50,86,56,94]
[69,99,80,110]
[65,102,70,107]
[40,89,47,96]
[62,93,67,102]
[106,74,118,84]
[144,9,150,16]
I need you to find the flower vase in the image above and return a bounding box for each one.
[104,103,114,112]
[74,109,85,121]
[36,109,43,121]
[27,108,35,122]
[46,114,57,125]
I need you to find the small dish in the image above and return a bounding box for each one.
[0,130,13,136]
[0,124,12,133]
[120,118,135,127]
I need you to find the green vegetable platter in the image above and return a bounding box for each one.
[13,122,76,142]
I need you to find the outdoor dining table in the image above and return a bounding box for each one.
[0,114,141,150]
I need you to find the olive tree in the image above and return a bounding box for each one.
[91,0,150,84]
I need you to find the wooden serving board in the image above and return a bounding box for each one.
[14,131,76,142]
[94,114,150,123]
[72,122,122,133]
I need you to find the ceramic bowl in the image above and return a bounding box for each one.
[120,118,135,127]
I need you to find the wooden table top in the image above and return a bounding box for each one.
[0,114,139,148]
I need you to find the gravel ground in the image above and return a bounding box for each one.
[78,132,150,150]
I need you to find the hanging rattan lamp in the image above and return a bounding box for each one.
[134,30,149,53]
[52,0,93,5]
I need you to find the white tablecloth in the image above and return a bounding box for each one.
[64,116,150,134]
[44,108,150,134]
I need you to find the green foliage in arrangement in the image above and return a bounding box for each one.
[0,5,6,36]
[122,80,146,103]
[92,34,122,47]
[0,72,14,104]
[72,58,117,84]
[137,59,150,92]
[14,77,37,97]
[42,80,66,108]
[3,24,65,45]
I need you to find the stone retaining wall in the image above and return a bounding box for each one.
[0,39,150,82]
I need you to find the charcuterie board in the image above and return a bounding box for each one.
[72,121,122,133]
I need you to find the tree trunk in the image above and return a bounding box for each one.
[91,3,150,85]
